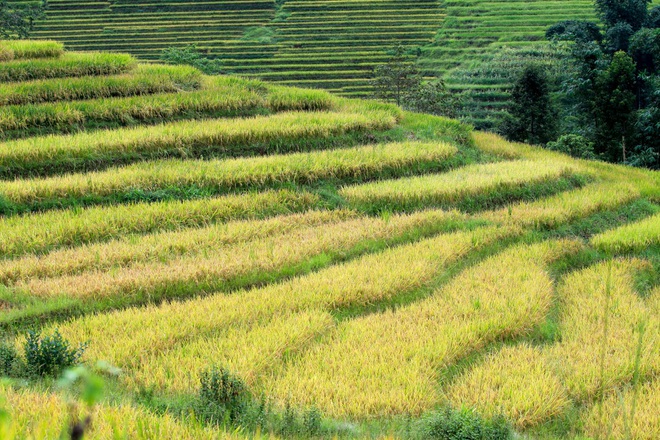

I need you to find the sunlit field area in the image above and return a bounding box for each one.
[0,41,658,439]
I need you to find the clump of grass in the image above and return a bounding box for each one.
[197,367,250,424]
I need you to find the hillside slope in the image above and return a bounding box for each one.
[11,0,604,127]
[0,42,659,439]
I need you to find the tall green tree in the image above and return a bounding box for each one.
[501,64,557,145]
[0,0,44,39]
[593,51,638,161]
[595,0,650,31]
[371,45,421,107]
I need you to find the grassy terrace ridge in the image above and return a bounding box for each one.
[0,45,659,440]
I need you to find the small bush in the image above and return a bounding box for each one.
[198,367,249,424]
[0,342,18,376]
[546,134,596,159]
[415,407,512,440]
[160,45,223,75]
[24,330,86,377]
[302,407,322,436]
[241,27,276,44]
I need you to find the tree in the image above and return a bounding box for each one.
[372,45,460,117]
[0,0,44,39]
[648,6,660,28]
[501,64,557,145]
[595,0,651,31]
[405,80,461,118]
[629,28,660,73]
[593,51,638,161]
[605,22,634,52]
[371,45,421,107]
[546,20,602,43]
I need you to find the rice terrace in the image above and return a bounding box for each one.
[0,0,659,439]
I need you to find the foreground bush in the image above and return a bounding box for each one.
[414,407,511,440]
[24,330,86,377]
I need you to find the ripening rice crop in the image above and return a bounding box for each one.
[0,40,63,61]
[0,141,457,209]
[0,190,317,258]
[0,64,202,106]
[0,210,354,283]
[0,52,136,83]
[267,85,336,112]
[0,109,398,178]
[55,224,517,371]
[340,159,579,212]
[17,209,465,302]
[126,310,335,395]
[546,259,660,401]
[0,76,334,137]
[472,132,659,198]
[481,181,641,228]
[582,378,660,440]
[445,259,660,429]
[445,345,570,429]
[0,384,240,439]
[591,212,660,253]
[263,240,580,418]
[471,131,530,160]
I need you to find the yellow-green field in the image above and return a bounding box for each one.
[0,43,659,440]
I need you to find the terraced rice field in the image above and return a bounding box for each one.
[4,0,618,127]
[0,43,659,439]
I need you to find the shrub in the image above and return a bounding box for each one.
[197,367,249,424]
[302,407,322,436]
[24,330,86,377]
[415,407,512,440]
[0,342,17,376]
[241,27,276,44]
[160,45,223,75]
[546,134,596,159]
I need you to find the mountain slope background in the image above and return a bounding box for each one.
[9,0,620,129]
